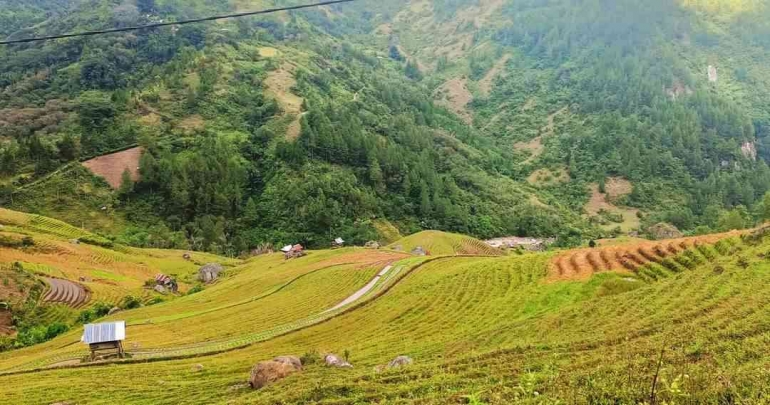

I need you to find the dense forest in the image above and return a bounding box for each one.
[2,0,770,254]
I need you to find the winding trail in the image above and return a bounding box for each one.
[326,265,392,313]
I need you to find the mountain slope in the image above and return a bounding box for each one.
[2,0,770,254]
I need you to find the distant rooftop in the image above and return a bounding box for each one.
[82,321,126,344]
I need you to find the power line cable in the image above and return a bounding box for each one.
[0,0,356,45]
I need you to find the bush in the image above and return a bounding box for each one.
[120,295,142,310]
[45,322,68,340]
[301,349,321,365]
[146,297,164,306]
[92,302,112,317]
[186,284,204,295]
[77,309,95,324]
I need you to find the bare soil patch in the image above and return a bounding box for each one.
[479,54,511,96]
[81,147,143,189]
[515,137,544,163]
[585,183,640,232]
[434,77,473,124]
[605,177,633,200]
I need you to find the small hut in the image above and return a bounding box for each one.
[82,321,126,361]
[285,244,305,259]
[154,273,178,293]
[332,237,345,248]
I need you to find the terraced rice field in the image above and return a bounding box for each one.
[3,231,769,404]
[550,231,742,281]
[41,277,89,308]
[388,230,504,256]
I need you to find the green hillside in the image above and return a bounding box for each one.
[0,208,767,403]
[4,0,770,256]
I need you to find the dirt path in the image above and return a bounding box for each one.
[326,265,393,313]
[42,277,89,308]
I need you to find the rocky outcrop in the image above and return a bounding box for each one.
[741,141,757,161]
[324,354,353,368]
[249,357,302,389]
[387,355,413,369]
[708,65,718,83]
[411,246,427,256]
[198,263,224,283]
[647,223,684,240]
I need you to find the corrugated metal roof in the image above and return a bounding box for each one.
[82,321,126,344]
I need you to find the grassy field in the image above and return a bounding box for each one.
[0,213,768,403]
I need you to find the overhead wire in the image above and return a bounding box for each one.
[0,0,357,45]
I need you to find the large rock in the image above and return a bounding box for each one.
[273,355,302,370]
[324,354,353,368]
[647,223,683,240]
[198,263,224,283]
[153,285,167,295]
[249,360,300,389]
[387,355,413,369]
[410,246,427,256]
[364,241,381,249]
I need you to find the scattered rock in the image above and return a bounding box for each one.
[229,383,250,391]
[387,355,413,369]
[198,263,224,283]
[193,364,204,372]
[708,65,718,83]
[410,246,427,256]
[69,239,80,245]
[249,360,300,389]
[107,307,121,315]
[365,241,381,249]
[273,355,302,370]
[153,285,167,295]
[647,223,683,240]
[182,252,192,260]
[391,244,403,252]
[324,354,353,368]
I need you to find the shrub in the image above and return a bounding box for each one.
[146,297,164,306]
[186,284,204,295]
[737,256,750,269]
[300,349,321,365]
[45,322,68,340]
[92,302,111,317]
[77,309,95,324]
[120,295,142,310]
[21,236,34,247]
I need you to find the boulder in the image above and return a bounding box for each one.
[182,252,192,261]
[410,246,427,256]
[324,354,353,368]
[387,355,413,369]
[364,241,381,249]
[391,244,403,252]
[153,285,167,295]
[273,355,302,370]
[198,263,224,283]
[249,360,299,389]
[107,307,121,315]
[647,223,683,240]
[193,364,204,372]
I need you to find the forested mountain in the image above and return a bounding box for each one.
[2,0,770,254]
